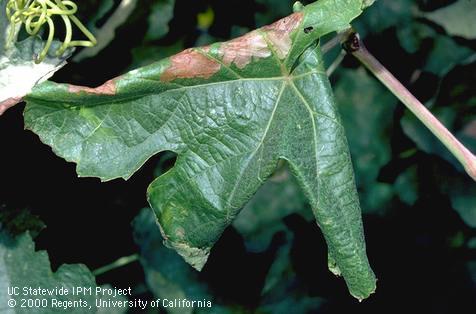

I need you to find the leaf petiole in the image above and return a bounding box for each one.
[342,30,476,181]
[92,254,140,277]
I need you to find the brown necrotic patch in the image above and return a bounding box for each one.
[218,31,272,69]
[161,49,221,82]
[68,78,117,95]
[263,12,303,59]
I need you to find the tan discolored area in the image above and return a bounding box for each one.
[68,79,117,95]
[218,31,272,69]
[0,97,23,116]
[263,12,304,59]
[161,49,221,82]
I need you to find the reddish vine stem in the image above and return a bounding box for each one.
[342,30,476,181]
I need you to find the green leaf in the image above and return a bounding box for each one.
[334,68,396,214]
[396,22,476,75]
[401,107,476,173]
[261,230,294,295]
[423,0,476,40]
[25,0,376,299]
[396,22,435,54]
[0,207,45,238]
[259,230,325,313]
[0,231,123,313]
[441,176,476,228]
[468,237,476,249]
[394,166,418,206]
[132,208,235,314]
[467,261,476,286]
[145,0,175,41]
[232,166,309,251]
[134,208,320,313]
[354,0,415,36]
[424,35,476,77]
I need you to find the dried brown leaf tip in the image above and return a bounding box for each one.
[68,79,117,95]
[263,12,303,59]
[218,31,271,69]
[161,49,221,82]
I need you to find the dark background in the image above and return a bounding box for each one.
[1,0,475,313]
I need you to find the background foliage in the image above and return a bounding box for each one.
[1,0,475,313]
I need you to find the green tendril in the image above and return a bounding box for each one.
[5,0,97,63]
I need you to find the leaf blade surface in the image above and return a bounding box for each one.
[24,0,376,299]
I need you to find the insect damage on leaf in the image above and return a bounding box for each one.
[68,78,117,95]
[161,49,221,82]
[216,12,304,69]
[217,31,272,69]
[263,12,303,59]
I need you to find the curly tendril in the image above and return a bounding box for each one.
[6,0,97,63]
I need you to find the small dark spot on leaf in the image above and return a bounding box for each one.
[304,26,314,34]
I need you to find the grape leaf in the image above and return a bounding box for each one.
[232,167,309,251]
[354,0,415,36]
[24,0,376,299]
[334,67,396,214]
[423,0,476,40]
[133,208,235,314]
[450,183,476,228]
[394,166,418,206]
[146,0,175,41]
[0,207,45,238]
[0,231,125,314]
[134,208,321,313]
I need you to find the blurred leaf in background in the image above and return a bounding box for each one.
[423,0,476,39]
[232,167,310,251]
[133,208,240,314]
[0,206,45,238]
[146,0,176,41]
[0,231,127,314]
[334,68,396,214]
[133,208,324,314]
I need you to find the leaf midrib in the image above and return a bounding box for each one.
[224,82,286,222]
[289,78,358,268]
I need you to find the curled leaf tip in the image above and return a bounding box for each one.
[168,241,211,271]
